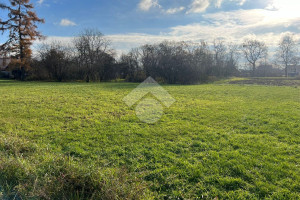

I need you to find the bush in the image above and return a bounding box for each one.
[120,41,238,84]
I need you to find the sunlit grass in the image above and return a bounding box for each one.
[0,80,299,199]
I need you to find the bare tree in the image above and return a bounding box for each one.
[242,39,268,76]
[275,34,299,77]
[74,29,113,82]
[121,41,225,84]
[38,42,72,81]
[225,43,240,76]
[212,39,227,76]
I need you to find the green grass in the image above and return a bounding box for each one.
[0,80,299,199]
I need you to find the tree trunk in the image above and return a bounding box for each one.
[252,63,256,77]
[20,66,25,81]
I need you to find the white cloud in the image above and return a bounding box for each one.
[39,1,300,56]
[138,0,248,14]
[265,0,300,19]
[215,0,223,8]
[138,0,184,14]
[164,7,185,14]
[235,0,246,6]
[37,0,44,5]
[214,0,247,8]
[187,0,210,14]
[59,19,77,27]
[138,0,161,11]
[107,7,300,54]
[169,8,300,45]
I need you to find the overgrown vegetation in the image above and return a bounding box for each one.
[119,40,239,84]
[6,35,300,84]
[30,39,240,84]
[0,79,299,199]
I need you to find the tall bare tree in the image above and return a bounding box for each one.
[242,39,268,76]
[38,42,72,82]
[0,0,44,80]
[74,29,113,82]
[275,35,299,77]
[225,43,240,76]
[213,39,227,76]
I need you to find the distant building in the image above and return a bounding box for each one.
[288,65,300,77]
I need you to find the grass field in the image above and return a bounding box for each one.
[0,79,299,199]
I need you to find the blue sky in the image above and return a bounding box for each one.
[1,0,300,54]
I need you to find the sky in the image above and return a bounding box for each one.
[1,0,300,55]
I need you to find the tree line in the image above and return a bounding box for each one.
[1,0,299,84]
[30,33,300,84]
[119,40,240,84]
[31,29,120,82]
[31,36,242,83]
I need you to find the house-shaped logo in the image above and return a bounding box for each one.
[123,77,176,123]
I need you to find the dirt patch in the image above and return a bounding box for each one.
[229,78,300,87]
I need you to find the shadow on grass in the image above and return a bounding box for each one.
[0,79,139,89]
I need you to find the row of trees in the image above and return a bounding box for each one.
[242,36,299,77]
[30,37,241,83]
[31,29,123,82]
[31,32,239,83]
[1,0,299,83]
[119,40,239,84]
[118,34,299,83]
[6,31,300,83]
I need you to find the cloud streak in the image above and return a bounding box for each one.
[39,0,300,56]
[59,19,77,27]
[37,0,44,5]
[111,6,300,54]
[138,0,161,11]
[164,7,185,14]
[138,0,249,14]
[187,0,210,14]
